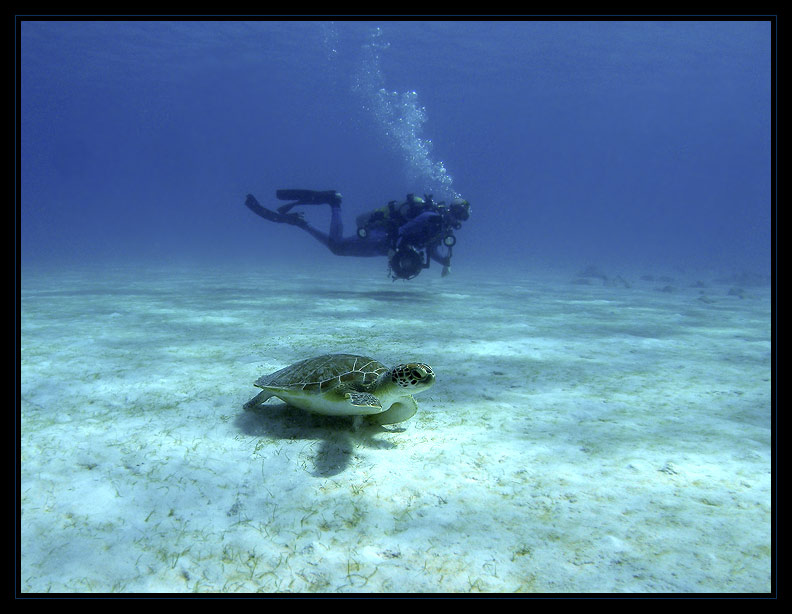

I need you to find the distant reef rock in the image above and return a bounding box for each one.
[714,272,769,287]
[574,265,631,288]
[577,265,608,281]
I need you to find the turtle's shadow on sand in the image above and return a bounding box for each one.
[234,403,401,477]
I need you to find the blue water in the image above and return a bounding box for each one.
[21,19,771,274]
[19,19,774,594]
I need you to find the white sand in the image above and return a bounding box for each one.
[20,261,771,593]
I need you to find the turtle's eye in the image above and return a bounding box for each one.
[411,368,426,380]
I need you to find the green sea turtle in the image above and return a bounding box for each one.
[244,353,435,425]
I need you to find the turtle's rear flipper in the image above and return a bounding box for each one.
[244,390,275,410]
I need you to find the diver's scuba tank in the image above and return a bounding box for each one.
[356,201,398,239]
[397,194,426,219]
[356,194,434,239]
[276,189,342,206]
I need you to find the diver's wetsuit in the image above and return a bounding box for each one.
[244,194,452,266]
[301,202,390,258]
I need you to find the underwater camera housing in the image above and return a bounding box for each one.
[389,245,427,280]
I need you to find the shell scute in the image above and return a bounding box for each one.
[258,353,388,393]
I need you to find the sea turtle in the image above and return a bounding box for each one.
[243,353,435,425]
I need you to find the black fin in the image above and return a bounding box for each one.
[275,189,342,206]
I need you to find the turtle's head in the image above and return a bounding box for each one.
[389,363,435,393]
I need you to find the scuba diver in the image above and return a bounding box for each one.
[244,189,471,280]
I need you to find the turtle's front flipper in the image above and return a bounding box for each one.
[367,396,418,425]
[344,391,382,409]
[244,390,274,410]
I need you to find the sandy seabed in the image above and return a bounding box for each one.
[19,260,772,593]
